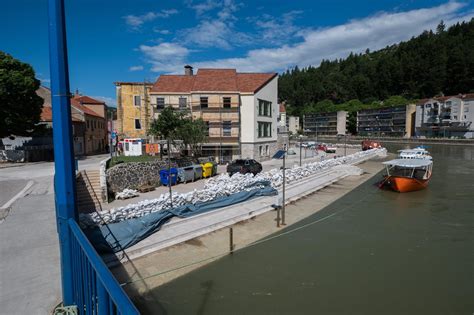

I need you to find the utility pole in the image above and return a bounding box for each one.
[167,138,173,207]
[282,153,286,225]
[48,0,76,305]
[344,134,347,156]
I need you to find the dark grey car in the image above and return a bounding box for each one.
[226,159,263,176]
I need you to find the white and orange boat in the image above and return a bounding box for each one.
[379,159,433,192]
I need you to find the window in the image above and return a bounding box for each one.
[223,121,231,136]
[259,146,263,156]
[265,145,269,155]
[134,95,141,107]
[135,119,141,129]
[258,122,272,138]
[223,97,231,109]
[200,97,208,108]
[87,120,90,129]
[453,116,458,120]
[258,99,272,117]
[156,97,165,110]
[179,97,187,109]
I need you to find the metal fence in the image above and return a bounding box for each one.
[68,218,139,315]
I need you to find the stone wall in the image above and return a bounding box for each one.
[99,158,110,202]
[0,149,54,162]
[106,160,177,194]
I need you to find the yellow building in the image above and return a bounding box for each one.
[114,82,153,139]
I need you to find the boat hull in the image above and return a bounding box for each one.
[381,176,430,192]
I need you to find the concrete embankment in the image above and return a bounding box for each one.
[112,156,387,297]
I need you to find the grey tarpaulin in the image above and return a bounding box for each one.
[85,181,277,253]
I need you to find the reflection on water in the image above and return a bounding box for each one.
[139,144,474,315]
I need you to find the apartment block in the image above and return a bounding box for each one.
[303,111,347,136]
[415,94,474,138]
[357,105,416,137]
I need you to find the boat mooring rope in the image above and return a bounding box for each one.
[121,184,377,287]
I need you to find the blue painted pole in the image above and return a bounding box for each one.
[48,0,77,306]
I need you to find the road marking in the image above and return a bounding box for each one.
[0,180,35,210]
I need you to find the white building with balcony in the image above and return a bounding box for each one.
[415,94,474,138]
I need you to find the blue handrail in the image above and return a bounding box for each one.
[68,219,139,314]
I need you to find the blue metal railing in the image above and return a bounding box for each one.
[68,219,139,315]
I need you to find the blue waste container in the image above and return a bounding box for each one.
[160,168,178,186]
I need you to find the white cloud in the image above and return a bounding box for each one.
[179,20,251,49]
[185,1,473,72]
[254,10,304,45]
[129,65,144,71]
[92,96,117,107]
[123,9,178,30]
[139,42,190,72]
[180,0,248,49]
[153,28,171,35]
[187,0,220,16]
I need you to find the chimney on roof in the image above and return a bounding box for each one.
[74,88,80,97]
[184,65,193,76]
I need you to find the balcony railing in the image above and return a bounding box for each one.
[68,219,139,315]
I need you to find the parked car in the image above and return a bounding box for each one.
[326,144,337,153]
[317,143,328,152]
[227,159,263,176]
[361,140,382,151]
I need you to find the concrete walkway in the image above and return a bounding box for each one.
[0,154,110,315]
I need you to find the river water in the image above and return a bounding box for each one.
[139,144,474,314]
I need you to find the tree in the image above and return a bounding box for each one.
[149,107,207,157]
[0,51,43,137]
[175,118,207,156]
[148,107,186,139]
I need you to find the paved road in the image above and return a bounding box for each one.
[0,154,107,314]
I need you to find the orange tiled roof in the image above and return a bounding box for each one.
[40,106,83,122]
[71,99,103,118]
[73,95,105,105]
[151,75,196,93]
[150,68,277,93]
[279,103,286,113]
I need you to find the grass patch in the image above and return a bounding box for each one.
[107,155,162,168]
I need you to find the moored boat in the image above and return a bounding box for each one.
[379,159,433,192]
[397,148,432,160]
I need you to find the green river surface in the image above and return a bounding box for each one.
[138,144,474,314]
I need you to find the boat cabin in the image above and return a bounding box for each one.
[383,159,433,180]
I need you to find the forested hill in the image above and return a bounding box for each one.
[278,19,474,116]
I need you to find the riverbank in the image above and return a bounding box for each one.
[112,157,386,308]
[315,136,474,146]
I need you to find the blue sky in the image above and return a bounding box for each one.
[1,0,473,106]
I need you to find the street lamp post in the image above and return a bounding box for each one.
[299,135,302,166]
[159,138,183,208]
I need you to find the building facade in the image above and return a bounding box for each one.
[37,87,108,155]
[287,116,300,134]
[116,67,278,162]
[357,105,416,137]
[114,82,153,139]
[303,111,347,136]
[415,94,474,138]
